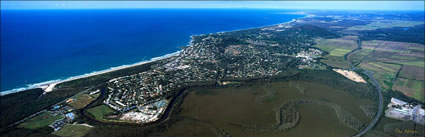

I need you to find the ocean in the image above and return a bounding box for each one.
[1,9,303,93]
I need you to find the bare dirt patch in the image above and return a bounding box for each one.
[333,69,366,83]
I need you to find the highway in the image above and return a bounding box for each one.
[347,38,384,137]
[354,70,384,137]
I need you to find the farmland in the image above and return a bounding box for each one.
[18,112,63,129]
[393,78,424,101]
[351,40,424,101]
[53,124,92,137]
[346,20,424,31]
[87,105,115,121]
[69,93,96,109]
[314,36,358,69]
[398,65,425,81]
[358,62,402,91]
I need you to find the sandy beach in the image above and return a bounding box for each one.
[1,51,182,96]
[1,13,307,96]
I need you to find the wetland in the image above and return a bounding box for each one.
[153,70,378,137]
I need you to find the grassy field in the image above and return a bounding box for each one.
[390,61,424,68]
[350,40,424,101]
[69,93,96,109]
[320,56,352,69]
[409,46,425,52]
[347,20,424,31]
[18,112,63,129]
[87,105,114,121]
[329,48,352,56]
[393,78,424,101]
[357,41,425,68]
[398,65,425,81]
[359,62,402,91]
[350,49,373,64]
[314,37,358,52]
[314,36,358,69]
[53,124,92,137]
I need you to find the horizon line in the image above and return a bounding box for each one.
[1,7,424,11]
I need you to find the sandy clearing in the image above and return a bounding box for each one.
[333,69,367,83]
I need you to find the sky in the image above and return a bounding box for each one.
[1,1,424,11]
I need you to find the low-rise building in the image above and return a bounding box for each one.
[385,98,425,125]
[65,112,75,121]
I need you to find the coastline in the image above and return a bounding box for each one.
[0,12,308,96]
[0,51,182,96]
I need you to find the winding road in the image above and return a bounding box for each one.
[348,38,384,137]
[354,70,384,137]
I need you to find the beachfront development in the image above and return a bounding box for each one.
[1,8,424,137]
[102,21,338,123]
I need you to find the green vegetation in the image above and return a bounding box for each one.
[156,69,375,137]
[0,88,85,128]
[329,48,352,56]
[314,37,358,69]
[412,81,424,101]
[347,20,424,31]
[18,112,63,129]
[360,24,424,44]
[349,39,424,101]
[389,61,424,68]
[393,78,424,101]
[53,124,92,137]
[1,11,423,137]
[350,49,373,65]
[320,56,352,69]
[69,93,95,109]
[398,65,424,81]
[359,62,401,91]
[314,38,357,52]
[87,105,114,121]
[409,46,425,52]
[0,57,155,129]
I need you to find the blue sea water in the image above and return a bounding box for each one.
[1,9,303,92]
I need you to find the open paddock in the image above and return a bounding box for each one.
[359,62,402,91]
[87,105,115,121]
[398,65,425,81]
[314,36,358,68]
[346,20,424,31]
[69,93,96,109]
[18,112,63,129]
[393,78,424,102]
[53,124,92,137]
[320,55,352,69]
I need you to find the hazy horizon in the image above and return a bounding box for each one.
[1,1,424,11]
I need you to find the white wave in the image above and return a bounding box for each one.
[1,14,306,96]
[0,50,182,96]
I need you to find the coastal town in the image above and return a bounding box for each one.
[103,21,338,122]
[1,8,424,137]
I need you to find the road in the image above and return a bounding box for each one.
[7,87,94,128]
[354,70,384,137]
[347,38,384,137]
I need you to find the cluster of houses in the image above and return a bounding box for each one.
[102,23,334,123]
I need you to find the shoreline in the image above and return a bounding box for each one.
[1,51,182,96]
[1,12,308,96]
